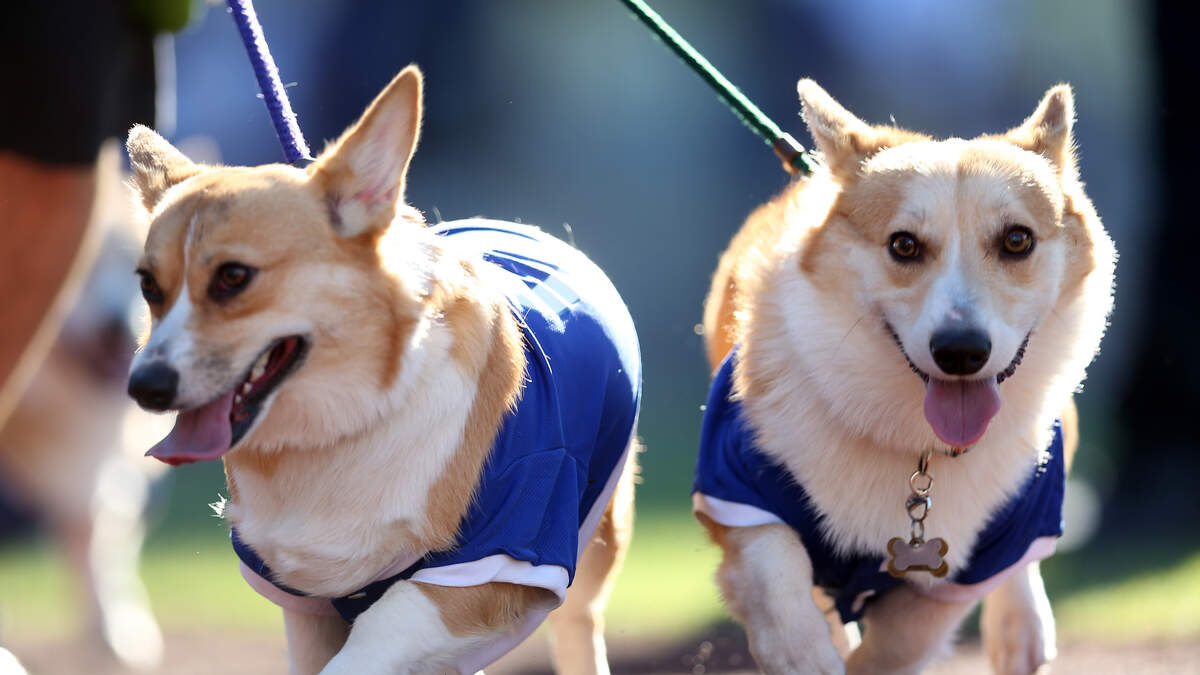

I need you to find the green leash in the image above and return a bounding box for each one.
[618,0,818,176]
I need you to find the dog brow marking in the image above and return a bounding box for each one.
[922,233,970,325]
[157,281,193,359]
[182,210,202,274]
[133,278,194,377]
[152,211,201,372]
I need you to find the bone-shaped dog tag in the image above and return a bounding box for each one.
[886,537,949,578]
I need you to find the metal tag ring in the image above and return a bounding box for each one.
[909,470,933,496]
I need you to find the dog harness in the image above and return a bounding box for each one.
[232,220,641,668]
[692,350,1064,624]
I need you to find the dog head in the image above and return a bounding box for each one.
[126,67,431,464]
[782,81,1113,450]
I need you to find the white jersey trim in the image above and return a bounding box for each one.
[693,492,786,528]
[411,554,570,603]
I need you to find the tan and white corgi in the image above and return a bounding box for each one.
[694,81,1114,674]
[124,66,641,674]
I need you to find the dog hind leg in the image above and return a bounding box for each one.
[547,443,637,675]
[845,583,974,675]
[283,609,350,675]
[812,587,861,657]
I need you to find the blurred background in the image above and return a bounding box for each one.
[1,1,1197,673]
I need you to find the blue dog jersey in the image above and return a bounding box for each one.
[693,351,1064,624]
[233,220,641,629]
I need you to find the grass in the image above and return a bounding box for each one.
[1053,548,1200,642]
[2,506,1197,646]
[0,538,80,638]
[0,531,283,642]
[607,507,724,639]
[0,507,722,643]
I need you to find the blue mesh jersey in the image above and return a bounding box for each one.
[693,350,1064,623]
[234,220,641,624]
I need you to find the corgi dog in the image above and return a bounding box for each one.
[124,66,640,674]
[694,81,1114,674]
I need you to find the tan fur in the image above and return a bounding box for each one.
[702,197,793,370]
[284,611,351,675]
[1061,397,1079,469]
[127,127,204,212]
[423,288,526,551]
[128,66,633,672]
[699,80,1114,674]
[419,583,557,637]
[204,194,526,591]
[548,443,638,675]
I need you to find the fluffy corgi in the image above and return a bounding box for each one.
[694,81,1114,674]
[124,66,640,674]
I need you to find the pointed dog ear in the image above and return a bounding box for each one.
[1006,84,1076,179]
[126,125,202,211]
[311,66,423,239]
[797,79,889,180]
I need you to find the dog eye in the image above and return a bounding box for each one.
[888,232,922,262]
[1000,225,1035,258]
[137,270,164,304]
[209,263,256,301]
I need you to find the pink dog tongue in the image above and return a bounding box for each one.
[146,391,235,465]
[923,379,1002,448]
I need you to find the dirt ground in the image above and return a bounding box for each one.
[7,628,1200,674]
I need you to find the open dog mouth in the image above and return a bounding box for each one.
[146,336,309,466]
[229,337,309,446]
[885,324,1029,448]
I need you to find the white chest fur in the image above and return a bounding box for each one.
[740,349,1059,583]
[225,314,480,597]
[772,429,1040,577]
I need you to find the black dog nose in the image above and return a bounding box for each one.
[128,362,179,411]
[930,329,991,376]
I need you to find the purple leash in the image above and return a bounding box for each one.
[225,0,313,166]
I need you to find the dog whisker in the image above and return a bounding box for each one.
[830,314,867,362]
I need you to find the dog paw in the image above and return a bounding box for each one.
[751,634,845,675]
[758,653,845,675]
[981,590,1056,675]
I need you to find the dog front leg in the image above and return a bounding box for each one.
[981,561,1056,675]
[845,583,974,675]
[707,521,845,675]
[284,609,349,675]
[319,580,554,675]
[812,587,861,657]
